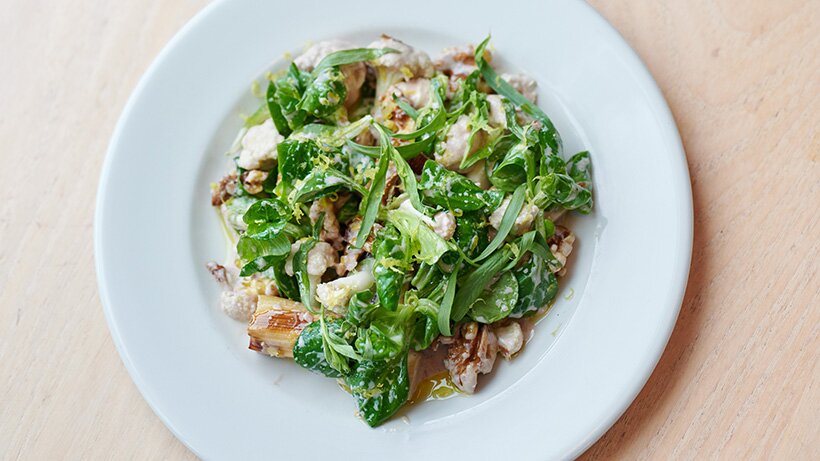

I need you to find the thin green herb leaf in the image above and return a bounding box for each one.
[355,142,390,248]
[374,125,424,213]
[313,47,398,75]
[243,103,270,128]
[266,81,291,136]
[393,94,419,120]
[474,36,562,154]
[437,263,459,336]
[470,184,526,262]
[294,239,318,312]
[452,247,513,321]
[346,136,434,160]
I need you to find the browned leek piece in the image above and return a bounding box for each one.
[247,296,313,358]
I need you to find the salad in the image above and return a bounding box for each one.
[207,35,593,427]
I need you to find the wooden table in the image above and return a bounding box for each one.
[1,1,817,459]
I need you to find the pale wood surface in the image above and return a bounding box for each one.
[1,0,817,459]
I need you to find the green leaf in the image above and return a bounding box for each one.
[346,288,380,325]
[298,66,347,118]
[276,138,325,194]
[437,264,459,336]
[451,247,512,321]
[346,135,435,160]
[293,320,342,378]
[386,207,450,265]
[412,298,439,350]
[266,81,291,136]
[489,140,529,192]
[354,319,404,361]
[374,124,425,213]
[355,140,390,248]
[474,36,562,155]
[312,47,398,75]
[242,198,291,237]
[346,355,409,427]
[273,63,309,131]
[294,239,318,312]
[469,271,519,323]
[373,226,408,312]
[272,261,300,301]
[511,255,558,317]
[418,160,503,212]
[384,78,447,141]
[453,212,490,259]
[393,94,419,120]
[243,103,270,128]
[470,184,526,262]
[237,233,290,274]
[452,231,537,321]
[319,308,358,376]
[293,168,367,203]
[336,195,361,223]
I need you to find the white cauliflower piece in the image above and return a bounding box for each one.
[293,39,366,107]
[237,119,283,170]
[489,195,541,235]
[309,198,342,250]
[294,39,356,70]
[306,241,338,276]
[500,73,538,103]
[241,170,268,195]
[434,45,479,77]
[367,35,433,102]
[435,115,487,171]
[494,322,524,359]
[284,240,338,277]
[220,289,256,321]
[316,259,375,313]
[444,322,498,394]
[432,211,456,240]
[486,94,507,128]
[389,78,432,109]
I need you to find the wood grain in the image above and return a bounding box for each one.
[0,1,817,459]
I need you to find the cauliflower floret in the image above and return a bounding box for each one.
[435,115,487,171]
[220,289,257,321]
[284,241,338,277]
[389,78,432,109]
[309,198,342,250]
[489,195,541,235]
[444,322,498,394]
[307,241,338,276]
[367,35,433,102]
[293,39,366,107]
[316,259,375,313]
[500,73,538,103]
[294,39,355,70]
[237,119,283,170]
[434,45,479,77]
[486,94,506,128]
[432,211,456,240]
[241,170,268,195]
[494,322,524,359]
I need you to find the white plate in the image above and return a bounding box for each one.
[95,0,692,459]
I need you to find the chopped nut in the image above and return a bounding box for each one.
[242,169,268,195]
[444,322,498,394]
[211,172,237,206]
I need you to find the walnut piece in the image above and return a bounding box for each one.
[444,322,498,394]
